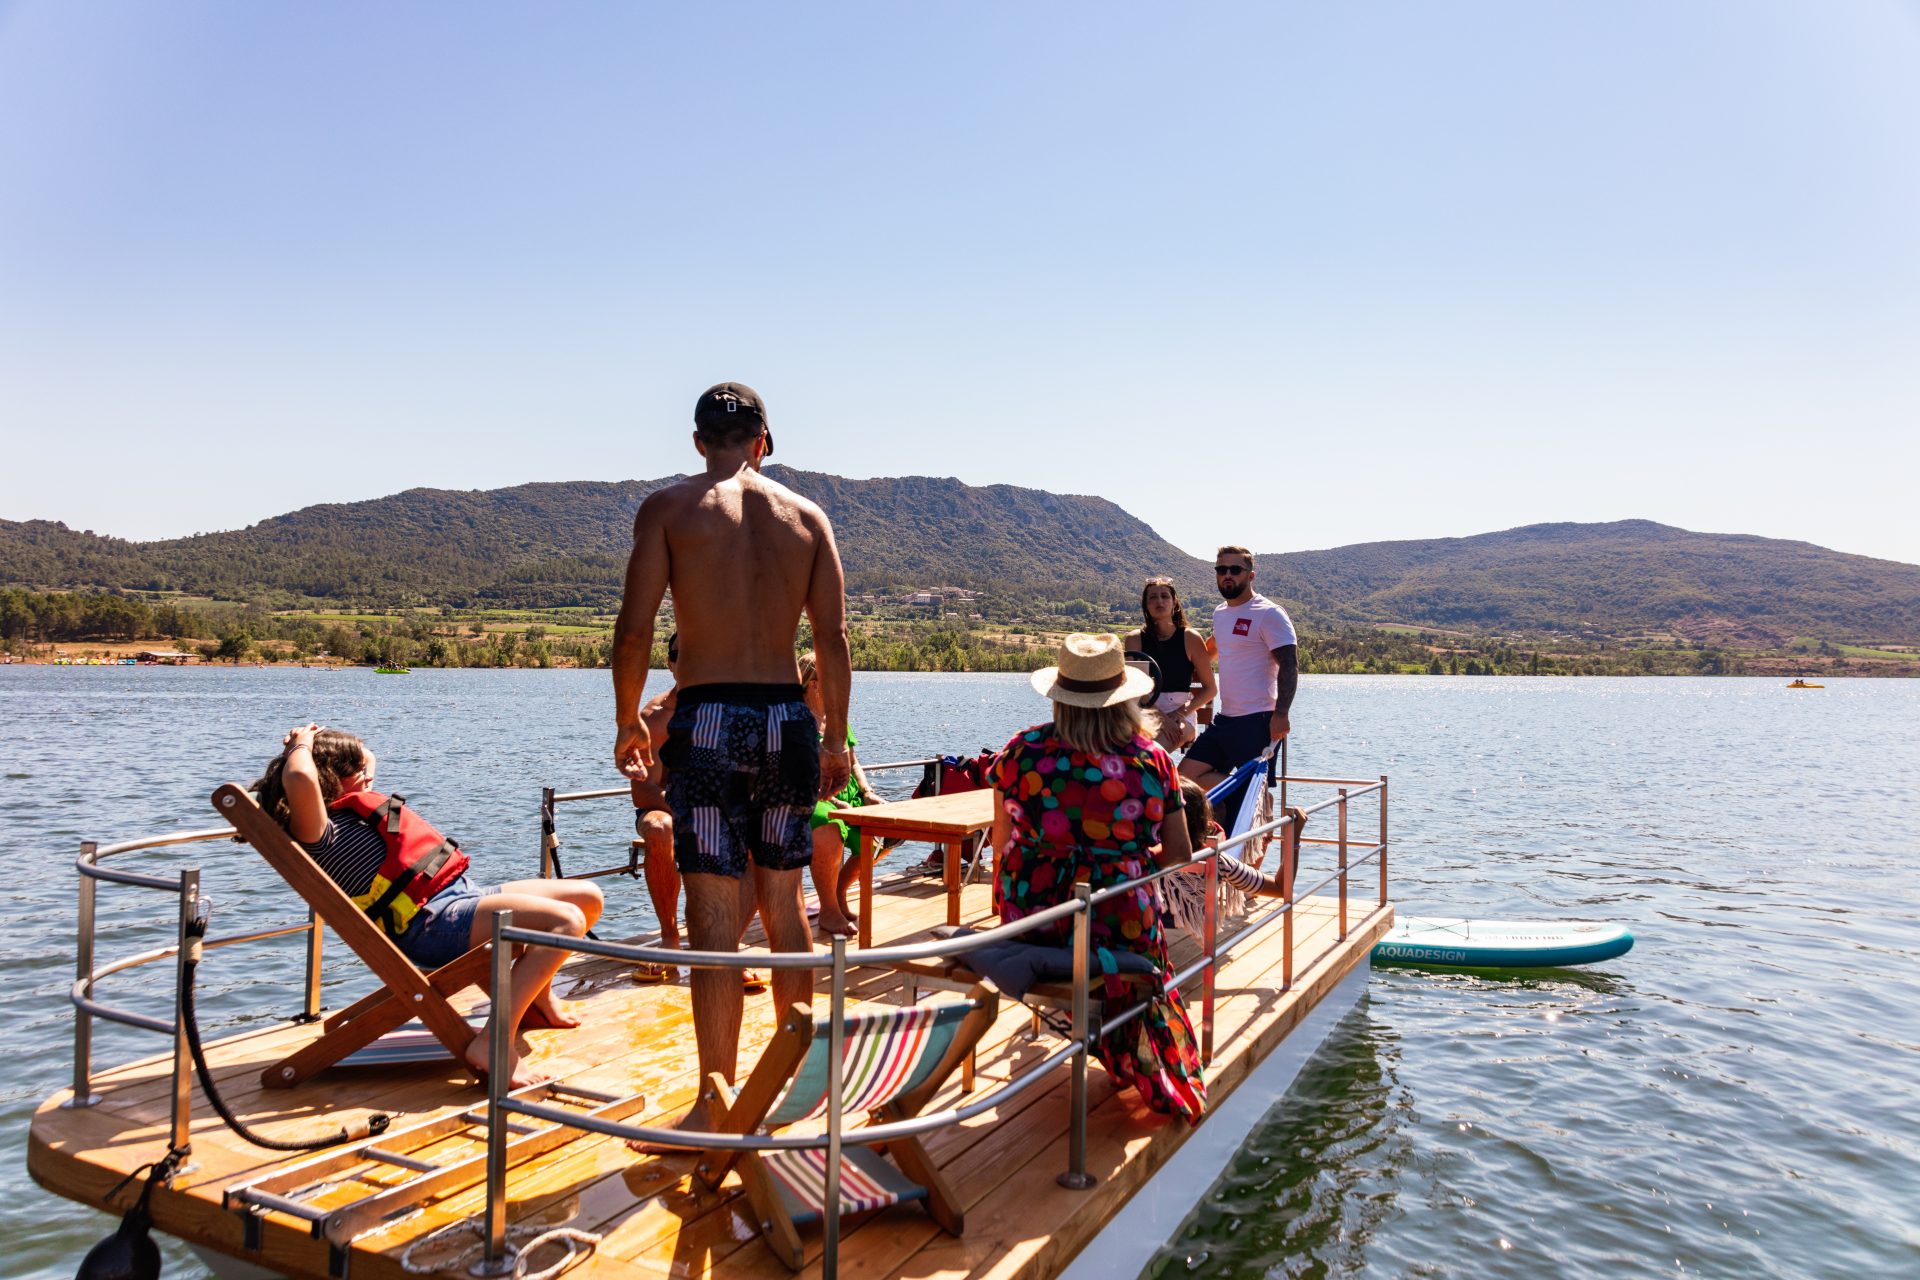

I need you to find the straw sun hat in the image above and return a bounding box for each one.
[1030,633,1156,708]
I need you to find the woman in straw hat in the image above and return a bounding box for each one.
[987,633,1206,1123]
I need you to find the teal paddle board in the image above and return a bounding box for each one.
[1372,917,1633,969]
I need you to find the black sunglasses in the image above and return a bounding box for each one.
[1214,564,1248,575]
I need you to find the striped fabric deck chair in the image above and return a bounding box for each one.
[696,985,999,1270]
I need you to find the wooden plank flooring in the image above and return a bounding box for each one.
[29,872,1391,1280]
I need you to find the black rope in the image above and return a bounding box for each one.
[103,1147,185,1210]
[180,913,390,1152]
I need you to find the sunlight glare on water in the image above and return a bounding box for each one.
[3,669,1917,1278]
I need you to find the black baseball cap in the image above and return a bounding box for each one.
[693,382,773,456]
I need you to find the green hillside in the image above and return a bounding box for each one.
[1274,520,1920,642]
[4,478,1918,646]
[0,470,1208,610]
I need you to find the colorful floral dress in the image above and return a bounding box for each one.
[989,724,1206,1123]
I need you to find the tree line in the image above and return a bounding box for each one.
[4,588,1749,677]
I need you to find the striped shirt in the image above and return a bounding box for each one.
[1216,852,1268,894]
[300,811,387,898]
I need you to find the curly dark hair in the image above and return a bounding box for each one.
[252,729,368,830]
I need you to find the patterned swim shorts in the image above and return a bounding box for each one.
[660,683,820,878]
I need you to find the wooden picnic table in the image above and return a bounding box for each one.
[830,789,996,948]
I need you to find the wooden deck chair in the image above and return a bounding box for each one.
[695,985,999,1270]
[212,783,492,1089]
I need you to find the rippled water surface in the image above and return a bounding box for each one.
[4,669,1917,1278]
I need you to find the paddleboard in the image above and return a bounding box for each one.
[1372,917,1633,968]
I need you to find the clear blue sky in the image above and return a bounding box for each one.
[3,1,1917,565]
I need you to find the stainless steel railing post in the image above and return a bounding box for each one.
[1337,787,1349,940]
[1057,883,1096,1190]
[299,906,324,1022]
[70,844,98,1107]
[1282,855,1294,993]
[481,910,513,1274]
[1378,776,1389,907]
[539,787,557,879]
[824,934,847,1280]
[1201,850,1217,1066]
[169,867,200,1156]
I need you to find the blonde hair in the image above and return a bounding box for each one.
[797,649,816,684]
[1050,699,1150,755]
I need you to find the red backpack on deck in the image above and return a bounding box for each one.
[911,750,998,800]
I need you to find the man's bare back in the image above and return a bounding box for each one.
[655,471,821,687]
[612,465,850,776]
[608,383,851,1151]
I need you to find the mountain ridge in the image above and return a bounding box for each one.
[5,474,1918,644]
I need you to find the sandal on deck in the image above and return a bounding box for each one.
[631,961,674,984]
[741,970,768,993]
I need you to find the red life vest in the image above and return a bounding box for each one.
[328,789,471,938]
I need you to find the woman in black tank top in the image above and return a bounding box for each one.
[1127,577,1218,751]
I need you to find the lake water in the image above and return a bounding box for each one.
[4,668,1917,1278]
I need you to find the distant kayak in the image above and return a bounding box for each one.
[372,666,411,674]
[1373,917,1633,969]
[1786,679,1823,689]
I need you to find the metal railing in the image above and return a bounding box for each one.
[60,753,1388,1279]
[54,759,954,1164]
[536,757,943,881]
[67,828,326,1157]
[473,757,1389,1279]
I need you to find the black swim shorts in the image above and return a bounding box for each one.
[660,684,820,878]
[1185,711,1273,775]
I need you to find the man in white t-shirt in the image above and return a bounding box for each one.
[1179,544,1299,791]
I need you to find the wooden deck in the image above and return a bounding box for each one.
[29,872,1391,1280]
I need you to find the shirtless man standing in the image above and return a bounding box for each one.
[612,382,852,1141]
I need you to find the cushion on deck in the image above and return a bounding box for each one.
[934,929,1158,998]
[337,1016,482,1067]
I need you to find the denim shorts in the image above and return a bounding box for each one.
[395,874,494,969]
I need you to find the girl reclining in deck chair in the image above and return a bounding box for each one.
[256,724,603,1087]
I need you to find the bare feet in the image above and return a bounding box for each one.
[464,1029,551,1090]
[527,991,581,1029]
[624,1100,712,1157]
[816,912,855,940]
